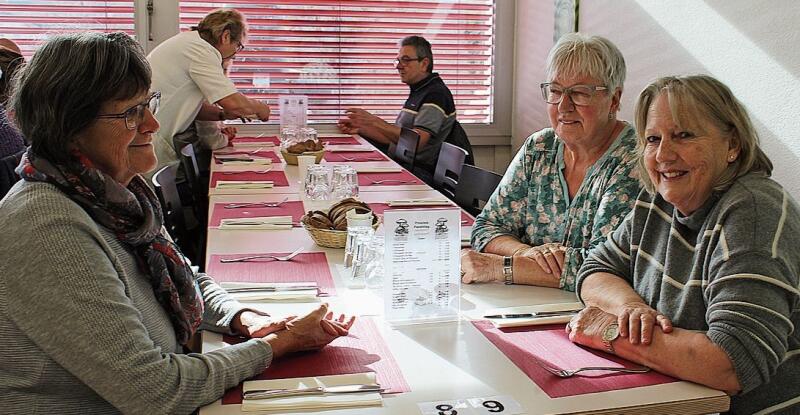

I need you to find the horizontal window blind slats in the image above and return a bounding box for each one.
[180,0,494,124]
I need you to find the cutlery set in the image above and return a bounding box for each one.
[243,384,383,400]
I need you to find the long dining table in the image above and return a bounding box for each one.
[199,133,729,415]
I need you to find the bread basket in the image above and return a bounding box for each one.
[302,214,379,248]
[280,148,325,165]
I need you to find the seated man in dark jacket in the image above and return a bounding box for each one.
[338,35,462,184]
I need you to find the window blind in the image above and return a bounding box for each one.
[179,0,495,124]
[0,0,135,58]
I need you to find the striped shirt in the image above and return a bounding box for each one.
[577,172,800,415]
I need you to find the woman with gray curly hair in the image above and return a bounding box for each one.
[570,74,799,414]
[0,32,352,414]
[463,33,641,291]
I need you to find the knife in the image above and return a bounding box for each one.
[483,310,579,319]
[243,384,383,400]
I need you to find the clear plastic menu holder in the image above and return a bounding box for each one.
[279,95,308,129]
[383,208,461,325]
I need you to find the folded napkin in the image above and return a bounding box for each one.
[220,282,318,302]
[327,146,374,152]
[214,155,273,166]
[484,302,584,328]
[241,372,382,412]
[354,166,402,173]
[387,199,453,207]
[319,136,360,145]
[231,135,280,146]
[215,180,274,190]
[219,215,293,230]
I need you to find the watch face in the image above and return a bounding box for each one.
[602,323,620,341]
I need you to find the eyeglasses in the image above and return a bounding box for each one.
[222,41,244,60]
[97,91,160,130]
[540,83,608,106]
[393,56,424,67]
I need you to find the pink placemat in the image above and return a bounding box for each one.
[209,170,289,188]
[472,321,676,398]
[221,317,410,404]
[231,135,280,145]
[214,150,281,164]
[368,203,474,226]
[319,135,360,145]
[209,201,306,227]
[324,150,387,162]
[207,252,336,296]
[357,170,423,186]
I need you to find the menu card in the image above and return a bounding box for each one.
[383,208,461,324]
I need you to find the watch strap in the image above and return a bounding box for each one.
[503,256,513,285]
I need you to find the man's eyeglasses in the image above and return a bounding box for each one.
[97,91,160,130]
[393,56,424,67]
[223,41,244,60]
[540,83,608,106]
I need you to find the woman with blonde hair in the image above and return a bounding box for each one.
[569,74,798,414]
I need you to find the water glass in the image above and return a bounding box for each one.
[280,125,299,147]
[304,165,331,201]
[299,126,318,142]
[330,165,358,200]
[364,235,385,289]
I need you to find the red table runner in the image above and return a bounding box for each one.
[324,150,387,162]
[207,252,336,295]
[472,320,676,398]
[368,203,474,226]
[221,317,410,404]
[209,170,289,188]
[357,170,423,186]
[209,200,305,227]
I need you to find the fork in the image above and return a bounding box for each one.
[340,156,384,162]
[224,196,289,209]
[532,355,650,378]
[220,247,305,263]
[370,179,413,184]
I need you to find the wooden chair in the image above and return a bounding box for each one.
[432,142,468,199]
[393,127,420,172]
[453,164,503,217]
[151,164,203,267]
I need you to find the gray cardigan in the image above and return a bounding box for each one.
[0,180,272,414]
[577,173,800,415]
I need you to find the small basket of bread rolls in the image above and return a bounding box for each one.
[280,139,325,165]
[301,198,379,248]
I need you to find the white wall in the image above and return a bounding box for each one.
[513,0,800,199]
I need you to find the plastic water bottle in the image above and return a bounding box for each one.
[343,209,374,288]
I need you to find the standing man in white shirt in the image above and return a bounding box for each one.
[147,8,270,175]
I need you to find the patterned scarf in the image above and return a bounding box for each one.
[17,149,203,345]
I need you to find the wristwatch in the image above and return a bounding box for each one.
[502,256,513,285]
[602,322,620,354]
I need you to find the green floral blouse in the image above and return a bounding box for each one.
[471,124,641,291]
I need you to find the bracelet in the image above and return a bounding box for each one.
[502,256,513,285]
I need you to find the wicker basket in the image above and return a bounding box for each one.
[302,214,379,248]
[280,148,325,165]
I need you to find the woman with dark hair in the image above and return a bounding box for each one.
[0,32,352,414]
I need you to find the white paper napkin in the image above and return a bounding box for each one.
[355,166,403,173]
[220,281,319,302]
[327,146,374,152]
[319,133,355,138]
[387,199,454,207]
[215,181,274,190]
[218,216,293,230]
[241,372,382,412]
[230,142,276,148]
[483,302,584,328]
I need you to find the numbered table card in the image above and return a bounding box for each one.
[383,208,461,325]
[418,395,524,415]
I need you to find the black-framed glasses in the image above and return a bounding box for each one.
[393,56,424,67]
[222,41,244,61]
[97,91,160,130]
[540,83,608,106]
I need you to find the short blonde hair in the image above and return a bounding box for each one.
[546,33,626,92]
[633,74,773,193]
[192,9,246,45]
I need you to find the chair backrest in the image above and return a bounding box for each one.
[432,142,468,199]
[445,120,474,165]
[0,149,25,200]
[151,164,190,249]
[178,143,201,192]
[453,164,503,216]
[393,127,420,171]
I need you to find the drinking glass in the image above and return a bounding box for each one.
[299,126,318,142]
[304,164,331,201]
[330,165,358,200]
[364,235,385,289]
[280,125,299,148]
